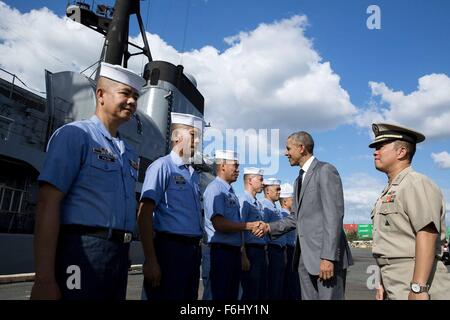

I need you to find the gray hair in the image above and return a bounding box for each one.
[288,131,314,154]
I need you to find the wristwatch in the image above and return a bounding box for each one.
[410,282,429,294]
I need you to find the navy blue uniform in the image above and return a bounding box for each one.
[204,177,242,300]
[281,208,301,300]
[38,115,138,299]
[240,191,268,300]
[140,151,202,300]
[201,240,212,300]
[262,198,286,300]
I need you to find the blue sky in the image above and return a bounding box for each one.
[1,0,449,223]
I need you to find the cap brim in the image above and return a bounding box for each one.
[368,137,396,148]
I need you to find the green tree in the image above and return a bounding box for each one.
[346,230,358,242]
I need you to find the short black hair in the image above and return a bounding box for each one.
[288,131,314,154]
[394,140,416,162]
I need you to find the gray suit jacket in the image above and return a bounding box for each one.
[269,158,353,275]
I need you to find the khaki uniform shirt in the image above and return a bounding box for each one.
[372,166,446,258]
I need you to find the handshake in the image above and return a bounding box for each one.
[245,221,270,238]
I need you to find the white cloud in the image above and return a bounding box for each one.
[351,154,372,161]
[342,173,385,224]
[342,174,450,225]
[0,2,356,135]
[202,127,280,174]
[355,74,450,139]
[431,151,450,169]
[442,189,450,227]
[0,2,104,94]
[180,15,357,132]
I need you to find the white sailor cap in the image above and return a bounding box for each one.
[279,183,293,198]
[171,112,205,131]
[214,150,239,161]
[263,178,281,186]
[99,62,146,92]
[243,167,264,176]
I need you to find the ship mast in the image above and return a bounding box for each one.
[66,0,152,68]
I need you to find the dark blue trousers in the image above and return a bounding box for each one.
[201,243,212,300]
[241,245,268,300]
[210,244,241,300]
[284,245,301,300]
[55,234,130,300]
[267,244,286,300]
[143,235,201,300]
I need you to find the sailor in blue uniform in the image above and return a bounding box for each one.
[261,178,286,300]
[31,62,145,300]
[138,112,205,300]
[240,167,268,300]
[279,185,301,300]
[203,150,262,300]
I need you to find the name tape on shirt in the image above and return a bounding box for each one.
[226,195,238,207]
[98,154,116,162]
[174,175,186,184]
[93,147,117,162]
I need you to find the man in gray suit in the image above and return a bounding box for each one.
[254,131,353,300]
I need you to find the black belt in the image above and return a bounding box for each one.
[60,224,133,243]
[267,243,285,250]
[210,243,241,252]
[155,232,201,245]
[246,243,266,249]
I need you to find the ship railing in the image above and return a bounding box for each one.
[0,68,19,100]
[0,67,45,99]
[0,185,25,214]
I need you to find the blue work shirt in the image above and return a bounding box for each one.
[38,115,138,232]
[281,208,297,247]
[261,198,286,247]
[204,177,242,247]
[240,191,267,245]
[140,151,202,237]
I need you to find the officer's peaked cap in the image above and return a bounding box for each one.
[369,123,425,148]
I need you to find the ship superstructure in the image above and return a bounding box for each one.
[0,0,213,234]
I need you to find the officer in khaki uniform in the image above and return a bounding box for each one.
[369,123,450,300]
